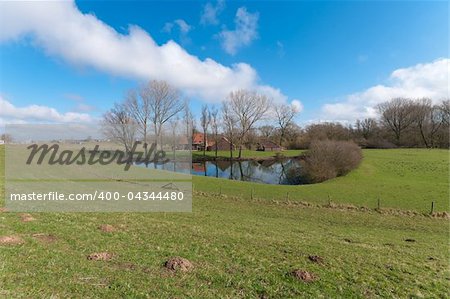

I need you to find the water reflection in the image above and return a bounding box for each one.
[137,159,303,185]
[191,159,303,185]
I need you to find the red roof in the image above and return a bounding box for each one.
[193,133,205,144]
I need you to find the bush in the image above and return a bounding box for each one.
[301,140,362,183]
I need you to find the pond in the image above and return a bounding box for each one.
[137,158,304,185]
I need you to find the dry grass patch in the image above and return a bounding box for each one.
[20,213,35,222]
[32,233,57,244]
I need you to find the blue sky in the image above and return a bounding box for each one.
[0,0,448,126]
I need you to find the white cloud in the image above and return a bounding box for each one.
[175,19,192,34]
[291,99,303,113]
[162,22,174,33]
[0,1,285,103]
[219,7,259,55]
[64,93,97,112]
[200,0,225,25]
[320,58,449,122]
[0,96,94,125]
[163,19,192,34]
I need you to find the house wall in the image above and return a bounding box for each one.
[210,138,234,151]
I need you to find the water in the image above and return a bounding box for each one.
[136,158,304,185]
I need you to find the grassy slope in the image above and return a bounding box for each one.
[193,149,449,212]
[1,145,449,297]
[1,196,448,298]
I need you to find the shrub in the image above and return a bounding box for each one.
[301,140,362,183]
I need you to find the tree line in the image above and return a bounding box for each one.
[102,80,449,156]
[103,80,300,157]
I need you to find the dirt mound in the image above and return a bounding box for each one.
[32,233,57,243]
[99,224,116,233]
[20,213,35,222]
[308,255,324,264]
[164,257,193,272]
[87,252,114,261]
[431,211,450,219]
[290,269,317,282]
[0,235,24,245]
[0,207,7,212]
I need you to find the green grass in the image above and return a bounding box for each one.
[1,195,448,298]
[1,145,449,297]
[193,149,450,213]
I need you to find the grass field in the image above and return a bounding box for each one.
[193,149,449,213]
[1,145,449,297]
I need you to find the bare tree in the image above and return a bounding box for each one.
[210,106,220,159]
[169,117,180,163]
[200,104,211,157]
[125,88,151,155]
[102,103,137,154]
[259,125,275,141]
[411,98,443,148]
[440,100,450,126]
[221,101,238,160]
[183,99,193,151]
[355,118,378,139]
[377,98,415,144]
[274,103,298,146]
[227,90,271,158]
[141,80,184,149]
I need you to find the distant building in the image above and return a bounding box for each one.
[257,140,284,151]
[209,137,235,151]
[0,140,4,145]
[192,133,211,151]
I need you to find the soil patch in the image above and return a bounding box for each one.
[290,269,317,282]
[99,224,116,233]
[0,235,24,245]
[164,257,193,272]
[87,252,114,261]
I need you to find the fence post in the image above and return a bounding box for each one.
[328,194,331,206]
[286,192,289,201]
[219,186,222,196]
[430,201,435,215]
[377,197,381,210]
[251,188,253,200]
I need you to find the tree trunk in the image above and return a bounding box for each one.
[229,137,233,161]
[279,130,284,147]
[214,133,218,159]
[203,132,206,157]
[418,123,429,148]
